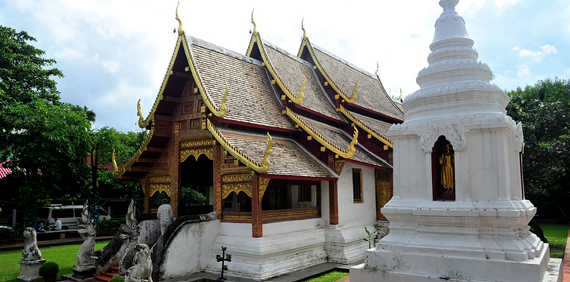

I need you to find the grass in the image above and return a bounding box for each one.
[303,271,349,282]
[539,223,570,259]
[0,240,109,282]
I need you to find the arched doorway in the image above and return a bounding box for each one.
[431,136,455,201]
[180,154,214,215]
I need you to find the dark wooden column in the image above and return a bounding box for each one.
[213,143,222,219]
[171,124,180,217]
[251,174,263,237]
[328,154,339,225]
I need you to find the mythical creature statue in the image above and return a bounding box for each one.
[71,200,97,276]
[125,244,153,282]
[21,227,42,261]
[119,200,140,276]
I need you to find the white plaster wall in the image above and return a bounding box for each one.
[219,222,251,237]
[392,135,428,200]
[263,218,323,236]
[161,219,221,279]
[337,162,376,227]
[138,219,161,245]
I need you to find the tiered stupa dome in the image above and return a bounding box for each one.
[403,0,509,121]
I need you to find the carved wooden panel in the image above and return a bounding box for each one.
[155,120,172,134]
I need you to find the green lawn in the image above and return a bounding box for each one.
[303,271,348,282]
[539,223,570,259]
[0,241,109,282]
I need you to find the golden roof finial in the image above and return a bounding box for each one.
[112,149,118,173]
[375,62,379,76]
[137,99,146,128]
[347,125,359,156]
[301,18,307,40]
[260,132,273,171]
[175,1,184,35]
[251,9,258,36]
[218,81,229,117]
[348,79,358,102]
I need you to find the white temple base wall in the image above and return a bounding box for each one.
[325,224,375,264]
[160,219,221,279]
[205,219,327,281]
[351,243,549,282]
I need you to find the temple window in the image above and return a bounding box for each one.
[431,136,455,201]
[352,169,363,203]
[298,185,312,202]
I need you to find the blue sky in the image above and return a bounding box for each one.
[1,0,568,133]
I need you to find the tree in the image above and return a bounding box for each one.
[506,77,570,220]
[0,26,92,205]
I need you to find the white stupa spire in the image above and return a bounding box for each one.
[403,0,509,122]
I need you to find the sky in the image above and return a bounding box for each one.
[1,0,569,133]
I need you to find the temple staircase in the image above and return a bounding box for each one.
[94,266,119,282]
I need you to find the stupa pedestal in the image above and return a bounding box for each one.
[350,0,549,281]
[18,259,46,281]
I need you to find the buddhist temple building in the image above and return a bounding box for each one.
[115,8,404,280]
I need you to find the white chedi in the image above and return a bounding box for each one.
[350,1,549,281]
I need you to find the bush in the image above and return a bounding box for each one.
[0,227,21,242]
[99,218,124,232]
[109,277,124,282]
[38,262,59,278]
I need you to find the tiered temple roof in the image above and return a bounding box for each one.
[117,13,404,181]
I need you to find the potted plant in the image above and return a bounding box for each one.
[38,262,59,282]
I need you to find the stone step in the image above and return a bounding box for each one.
[109,266,119,272]
[94,275,113,282]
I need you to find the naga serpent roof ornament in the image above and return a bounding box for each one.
[137,99,146,128]
[251,9,258,36]
[348,80,358,102]
[347,125,359,157]
[175,1,184,35]
[301,18,307,40]
[296,75,307,103]
[213,81,229,118]
[112,149,118,173]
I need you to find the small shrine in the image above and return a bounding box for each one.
[350,1,549,281]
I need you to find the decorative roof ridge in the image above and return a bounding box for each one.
[286,107,358,159]
[339,105,393,148]
[262,40,313,68]
[187,35,264,67]
[183,36,229,118]
[312,43,378,80]
[206,118,272,173]
[115,128,155,178]
[138,36,182,128]
[299,37,356,103]
[246,29,304,104]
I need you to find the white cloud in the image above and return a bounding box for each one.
[540,44,558,55]
[513,44,557,62]
[516,64,530,77]
[494,0,519,9]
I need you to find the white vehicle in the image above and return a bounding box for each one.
[37,204,111,230]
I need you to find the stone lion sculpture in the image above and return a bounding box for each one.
[125,244,153,282]
[21,227,42,261]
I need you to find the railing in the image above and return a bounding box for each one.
[221,208,319,223]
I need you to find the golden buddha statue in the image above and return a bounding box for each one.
[439,144,454,192]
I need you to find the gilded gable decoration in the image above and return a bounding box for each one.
[150,184,172,197]
[175,1,184,35]
[222,183,251,199]
[258,177,271,202]
[251,9,258,36]
[180,148,213,162]
[334,160,346,175]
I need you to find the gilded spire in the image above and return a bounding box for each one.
[251,9,258,36]
[175,1,184,35]
[301,18,307,40]
[112,149,118,173]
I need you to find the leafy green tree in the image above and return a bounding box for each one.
[0,26,91,205]
[506,77,570,220]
